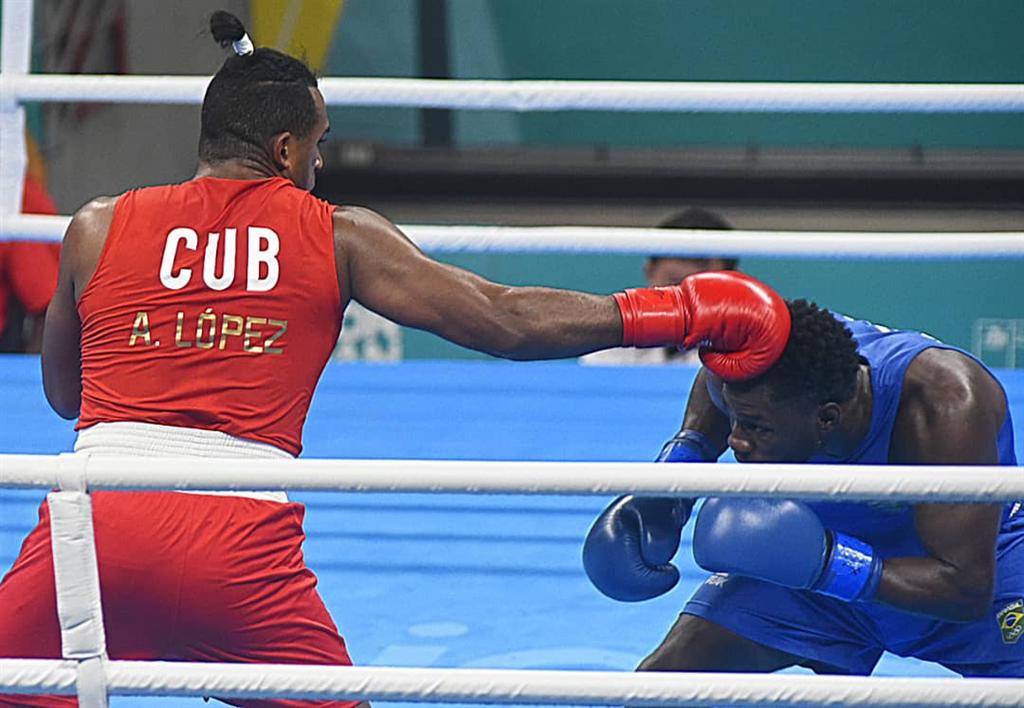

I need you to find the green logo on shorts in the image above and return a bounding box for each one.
[997,599,1023,644]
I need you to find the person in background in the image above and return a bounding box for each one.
[0,173,61,353]
[581,207,739,366]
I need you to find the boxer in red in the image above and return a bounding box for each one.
[0,10,789,708]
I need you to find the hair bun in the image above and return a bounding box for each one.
[210,10,246,47]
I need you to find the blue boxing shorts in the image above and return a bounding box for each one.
[683,533,1024,677]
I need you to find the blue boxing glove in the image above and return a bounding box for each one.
[693,498,883,602]
[582,431,716,602]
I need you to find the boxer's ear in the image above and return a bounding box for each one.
[269,132,293,172]
[817,402,841,433]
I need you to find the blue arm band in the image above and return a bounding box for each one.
[656,430,718,463]
[814,531,883,602]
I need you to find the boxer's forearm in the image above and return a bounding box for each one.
[874,555,995,622]
[471,286,622,360]
[875,502,1002,622]
[680,369,731,455]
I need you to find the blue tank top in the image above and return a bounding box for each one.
[805,315,1022,559]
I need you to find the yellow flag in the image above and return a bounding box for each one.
[249,0,346,72]
[25,131,48,186]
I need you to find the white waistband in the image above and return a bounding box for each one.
[75,422,291,502]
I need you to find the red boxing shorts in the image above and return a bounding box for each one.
[0,491,361,708]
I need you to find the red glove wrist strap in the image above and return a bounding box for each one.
[614,287,690,348]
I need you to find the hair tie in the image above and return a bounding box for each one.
[232,33,255,56]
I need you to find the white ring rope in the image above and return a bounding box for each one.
[2,454,1022,502]
[1,11,1019,707]
[2,214,1022,258]
[3,75,1024,112]
[1,659,1021,707]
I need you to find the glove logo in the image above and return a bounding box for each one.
[705,573,729,587]
[996,598,1023,644]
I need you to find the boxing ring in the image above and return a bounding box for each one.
[2,0,1024,705]
[2,359,1024,708]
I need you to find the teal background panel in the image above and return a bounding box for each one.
[322,0,1024,148]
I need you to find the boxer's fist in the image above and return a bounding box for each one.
[693,498,882,602]
[582,430,712,602]
[613,271,789,381]
[582,495,694,602]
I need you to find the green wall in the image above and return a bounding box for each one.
[488,0,1024,148]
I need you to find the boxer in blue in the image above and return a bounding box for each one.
[584,300,1023,677]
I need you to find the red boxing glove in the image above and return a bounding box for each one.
[613,271,790,381]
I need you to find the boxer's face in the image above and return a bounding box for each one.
[278,88,329,191]
[720,381,823,463]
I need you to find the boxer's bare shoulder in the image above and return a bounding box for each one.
[62,195,123,299]
[892,347,1007,464]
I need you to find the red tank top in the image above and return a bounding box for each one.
[77,176,342,455]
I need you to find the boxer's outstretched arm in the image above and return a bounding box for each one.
[333,206,620,360]
[878,349,1007,622]
[335,206,789,366]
